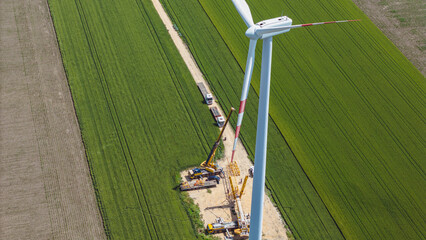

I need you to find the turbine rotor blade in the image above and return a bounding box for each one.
[256,19,360,35]
[290,19,360,29]
[231,39,257,162]
[232,0,254,27]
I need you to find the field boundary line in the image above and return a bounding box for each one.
[45,2,111,238]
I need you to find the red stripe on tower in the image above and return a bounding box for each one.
[239,100,247,114]
[302,23,313,27]
[235,126,241,138]
[324,21,336,24]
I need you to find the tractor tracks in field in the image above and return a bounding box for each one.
[281,22,422,237]
[306,6,425,223]
[73,0,222,238]
[275,3,424,236]
[132,0,212,156]
[73,1,160,239]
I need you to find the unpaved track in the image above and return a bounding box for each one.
[151,0,288,239]
[0,0,105,239]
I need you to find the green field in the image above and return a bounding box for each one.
[48,0,220,238]
[161,0,426,239]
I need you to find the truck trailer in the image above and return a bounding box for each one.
[180,176,220,191]
[197,82,213,105]
[210,106,225,127]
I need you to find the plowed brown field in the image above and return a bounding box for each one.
[0,0,104,239]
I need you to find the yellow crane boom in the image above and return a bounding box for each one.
[201,107,235,169]
[227,175,250,237]
[239,176,248,197]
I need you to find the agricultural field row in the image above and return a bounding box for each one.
[48,0,219,238]
[160,0,425,239]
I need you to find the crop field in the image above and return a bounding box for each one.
[353,0,425,75]
[48,0,220,238]
[161,0,425,239]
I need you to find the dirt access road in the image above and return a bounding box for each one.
[0,0,105,239]
[151,0,288,239]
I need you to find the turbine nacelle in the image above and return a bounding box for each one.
[245,16,293,39]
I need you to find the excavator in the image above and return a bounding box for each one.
[189,107,235,179]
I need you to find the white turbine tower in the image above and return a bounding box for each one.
[230,0,358,239]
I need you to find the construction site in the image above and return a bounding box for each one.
[3,0,424,239]
[180,82,287,239]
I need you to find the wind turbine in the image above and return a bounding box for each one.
[230,0,359,239]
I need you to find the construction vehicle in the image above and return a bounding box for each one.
[180,176,220,191]
[188,167,224,179]
[229,175,250,237]
[210,106,225,127]
[197,82,213,105]
[189,107,235,179]
[206,217,239,236]
[207,175,250,238]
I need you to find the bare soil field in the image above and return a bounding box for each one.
[0,0,105,239]
[352,0,425,75]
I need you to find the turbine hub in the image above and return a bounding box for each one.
[245,26,259,39]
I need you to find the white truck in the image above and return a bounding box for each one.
[210,107,225,127]
[197,82,213,105]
